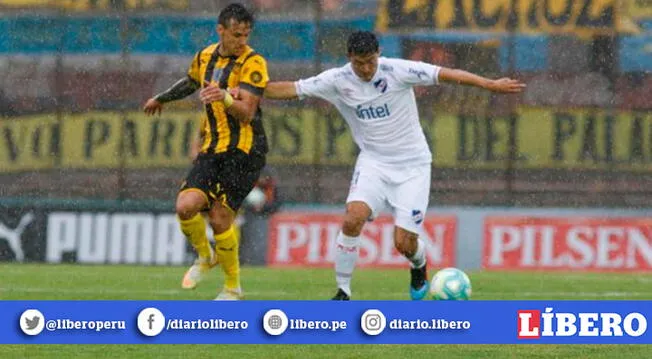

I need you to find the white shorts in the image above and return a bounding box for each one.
[346,156,431,234]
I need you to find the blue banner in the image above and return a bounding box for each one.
[0,16,374,62]
[1,301,650,344]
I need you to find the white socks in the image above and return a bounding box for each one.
[334,232,425,296]
[409,238,426,269]
[334,231,359,296]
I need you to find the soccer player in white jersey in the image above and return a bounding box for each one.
[263,31,525,300]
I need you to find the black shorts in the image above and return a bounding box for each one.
[180,151,265,212]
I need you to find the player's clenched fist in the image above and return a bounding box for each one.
[199,82,226,104]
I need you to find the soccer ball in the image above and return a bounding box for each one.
[244,187,266,208]
[430,267,472,300]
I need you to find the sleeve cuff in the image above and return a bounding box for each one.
[240,83,265,97]
[294,81,305,100]
[432,66,441,85]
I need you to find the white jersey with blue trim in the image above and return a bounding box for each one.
[295,57,441,165]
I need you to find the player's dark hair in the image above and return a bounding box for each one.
[219,3,254,28]
[347,31,379,56]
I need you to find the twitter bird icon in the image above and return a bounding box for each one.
[25,315,40,330]
[19,309,45,335]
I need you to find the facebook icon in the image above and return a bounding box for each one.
[137,307,165,337]
[148,313,156,330]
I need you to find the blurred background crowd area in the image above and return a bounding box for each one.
[0,0,651,208]
[0,0,371,14]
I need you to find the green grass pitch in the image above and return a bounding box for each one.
[1,264,651,358]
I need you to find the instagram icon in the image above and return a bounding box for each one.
[360,309,386,336]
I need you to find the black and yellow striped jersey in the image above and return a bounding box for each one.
[187,43,269,157]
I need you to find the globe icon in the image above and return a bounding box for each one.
[267,315,283,330]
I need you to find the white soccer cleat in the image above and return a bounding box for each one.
[214,288,243,301]
[181,263,208,289]
[181,248,218,290]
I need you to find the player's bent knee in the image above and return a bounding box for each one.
[346,201,371,217]
[175,203,198,220]
[341,215,366,237]
[175,192,207,220]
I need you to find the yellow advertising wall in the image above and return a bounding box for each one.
[376,0,629,35]
[0,112,197,172]
[1,107,651,172]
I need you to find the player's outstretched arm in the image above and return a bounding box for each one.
[263,81,299,100]
[143,76,200,115]
[438,68,526,93]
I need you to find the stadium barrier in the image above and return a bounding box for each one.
[1,201,650,271]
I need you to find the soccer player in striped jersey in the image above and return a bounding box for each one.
[143,3,269,300]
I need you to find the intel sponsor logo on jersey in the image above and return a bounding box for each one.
[356,104,390,120]
[517,307,648,339]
